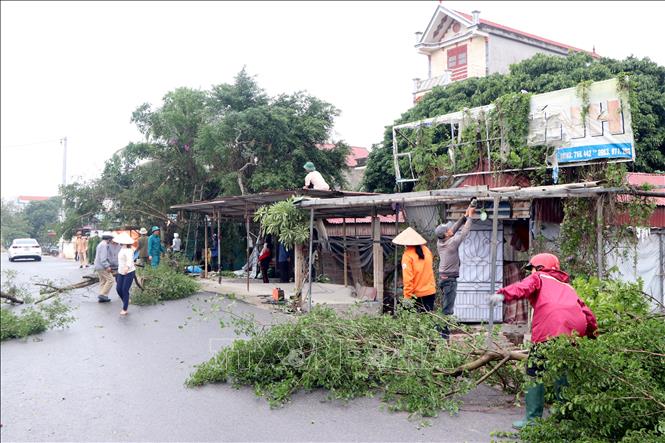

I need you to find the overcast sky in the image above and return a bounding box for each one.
[2,1,664,199]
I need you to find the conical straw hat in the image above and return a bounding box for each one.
[113,232,135,245]
[392,227,427,246]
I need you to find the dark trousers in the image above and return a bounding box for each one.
[439,278,458,315]
[278,261,290,283]
[414,294,436,312]
[115,271,134,310]
[260,261,270,283]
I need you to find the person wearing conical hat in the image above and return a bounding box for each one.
[392,227,436,312]
[137,227,149,266]
[113,232,136,316]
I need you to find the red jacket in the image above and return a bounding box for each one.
[497,270,598,344]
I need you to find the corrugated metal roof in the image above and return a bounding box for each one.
[626,173,665,205]
[614,207,665,228]
[170,189,374,218]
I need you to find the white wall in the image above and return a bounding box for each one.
[487,34,564,75]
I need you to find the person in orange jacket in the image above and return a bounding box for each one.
[392,227,437,312]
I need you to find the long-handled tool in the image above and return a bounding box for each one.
[486,195,500,349]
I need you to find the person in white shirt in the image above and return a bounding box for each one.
[303,161,330,191]
[113,233,137,316]
[171,233,181,252]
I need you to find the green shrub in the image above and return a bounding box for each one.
[1,299,74,341]
[132,264,200,305]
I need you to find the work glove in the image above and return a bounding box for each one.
[487,293,504,306]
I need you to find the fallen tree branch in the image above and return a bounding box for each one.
[35,277,99,304]
[474,353,512,386]
[1,292,25,304]
[442,350,527,377]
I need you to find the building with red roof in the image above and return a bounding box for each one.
[413,5,599,102]
[317,143,370,190]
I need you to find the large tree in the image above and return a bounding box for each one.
[60,68,349,237]
[363,53,665,193]
[0,200,30,247]
[22,197,61,244]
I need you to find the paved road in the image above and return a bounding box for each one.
[1,254,522,442]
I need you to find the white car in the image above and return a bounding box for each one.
[8,238,42,262]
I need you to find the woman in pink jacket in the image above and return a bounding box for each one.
[489,253,598,429]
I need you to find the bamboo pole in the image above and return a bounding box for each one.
[217,209,222,284]
[597,195,604,280]
[343,218,348,287]
[307,208,315,311]
[487,195,500,349]
[394,204,399,314]
[372,208,383,304]
[204,215,208,279]
[245,205,250,292]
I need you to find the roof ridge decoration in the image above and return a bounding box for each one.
[417,5,598,57]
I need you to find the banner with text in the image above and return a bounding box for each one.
[527,78,634,164]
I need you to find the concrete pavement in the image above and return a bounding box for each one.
[1,254,523,442]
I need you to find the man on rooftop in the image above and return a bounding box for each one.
[303,161,330,191]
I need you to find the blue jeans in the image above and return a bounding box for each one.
[439,278,458,316]
[115,271,134,310]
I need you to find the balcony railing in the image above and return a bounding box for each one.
[413,71,452,95]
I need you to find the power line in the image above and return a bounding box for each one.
[1,138,63,149]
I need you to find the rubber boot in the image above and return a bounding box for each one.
[513,383,544,429]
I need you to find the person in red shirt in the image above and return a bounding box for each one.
[488,253,598,429]
[393,227,437,312]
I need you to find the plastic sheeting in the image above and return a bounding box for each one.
[605,231,664,308]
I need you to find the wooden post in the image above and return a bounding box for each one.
[487,195,500,348]
[394,204,400,313]
[217,210,222,284]
[343,218,348,287]
[307,208,315,311]
[294,244,304,292]
[489,196,500,294]
[245,205,250,292]
[204,215,208,279]
[372,208,383,304]
[596,195,604,280]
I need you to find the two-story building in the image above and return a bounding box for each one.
[413,5,598,102]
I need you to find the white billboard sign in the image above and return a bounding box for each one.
[527,78,634,164]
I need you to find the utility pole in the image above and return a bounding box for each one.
[59,136,67,222]
[60,136,67,187]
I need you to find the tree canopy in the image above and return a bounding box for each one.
[363,53,665,193]
[1,198,61,247]
[61,68,349,236]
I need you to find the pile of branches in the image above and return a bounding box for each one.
[187,306,526,417]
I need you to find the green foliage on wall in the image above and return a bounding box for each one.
[363,53,665,193]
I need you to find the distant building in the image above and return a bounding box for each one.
[317,144,370,190]
[15,195,52,210]
[413,6,599,102]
